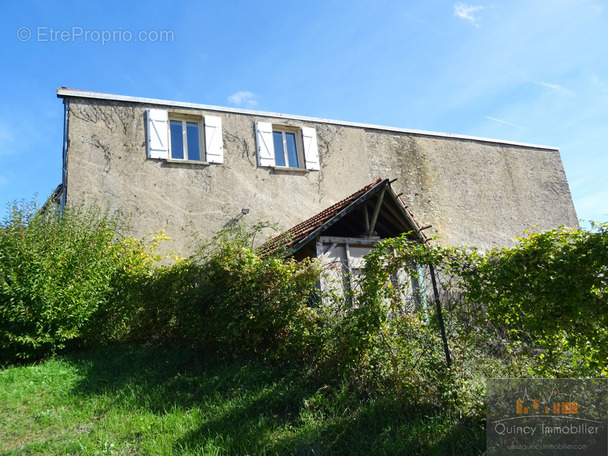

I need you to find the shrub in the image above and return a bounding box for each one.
[317,223,604,421]
[0,200,156,363]
[464,222,608,376]
[121,222,324,362]
[82,231,172,346]
[125,258,203,346]
[342,223,608,411]
[192,222,324,361]
[325,236,469,405]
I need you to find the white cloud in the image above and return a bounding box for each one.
[535,81,574,96]
[453,3,484,26]
[227,91,258,109]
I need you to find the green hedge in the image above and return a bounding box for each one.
[129,222,324,362]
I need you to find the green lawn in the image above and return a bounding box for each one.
[0,346,484,455]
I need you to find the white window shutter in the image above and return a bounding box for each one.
[302,127,320,170]
[204,116,223,163]
[146,109,169,159]
[255,122,275,167]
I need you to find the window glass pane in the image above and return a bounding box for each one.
[273,131,286,167]
[285,132,299,168]
[186,122,200,161]
[170,120,184,159]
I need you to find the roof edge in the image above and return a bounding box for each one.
[291,179,391,252]
[56,88,558,151]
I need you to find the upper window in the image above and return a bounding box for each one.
[146,109,223,163]
[255,122,319,171]
[272,127,301,168]
[169,117,201,161]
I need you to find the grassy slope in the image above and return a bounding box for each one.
[0,346,484,455]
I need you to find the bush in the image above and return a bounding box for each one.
[125,258,203,346]
[342,223,608,410]
[123,222,324,362]
[193,222,324,361]
[0,200,156,363]
[464,222,608,376]
[325,223,608,416]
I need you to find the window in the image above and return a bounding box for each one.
[255,122,319,170]
[272,127,301,168]
[146,109,223,163]
[169,117,201,161]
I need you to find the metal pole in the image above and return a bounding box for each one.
[429,263,451,368]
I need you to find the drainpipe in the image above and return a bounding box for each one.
[60,98,69,213]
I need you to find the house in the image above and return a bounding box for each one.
[57,88,578,256]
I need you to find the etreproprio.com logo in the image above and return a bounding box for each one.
[17,26,174,45]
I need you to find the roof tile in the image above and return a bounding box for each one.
[261,178,427,254]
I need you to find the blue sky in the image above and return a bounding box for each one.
[1,0,606,226]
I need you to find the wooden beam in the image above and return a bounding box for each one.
[367,189,385,237]
[319,235,381,245]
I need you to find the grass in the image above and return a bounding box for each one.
[0,345,485,455]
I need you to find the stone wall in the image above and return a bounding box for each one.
[62,94,578,255]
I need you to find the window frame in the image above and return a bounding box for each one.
[272,125,305,169]
[167,114,204,162]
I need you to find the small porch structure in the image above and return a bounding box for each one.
[266,178,429,303]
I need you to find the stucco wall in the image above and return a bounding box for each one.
[63,96,578,255]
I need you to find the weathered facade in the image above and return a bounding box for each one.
[58,88,578,255]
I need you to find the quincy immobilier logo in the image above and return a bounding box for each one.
[487,378,607,455]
